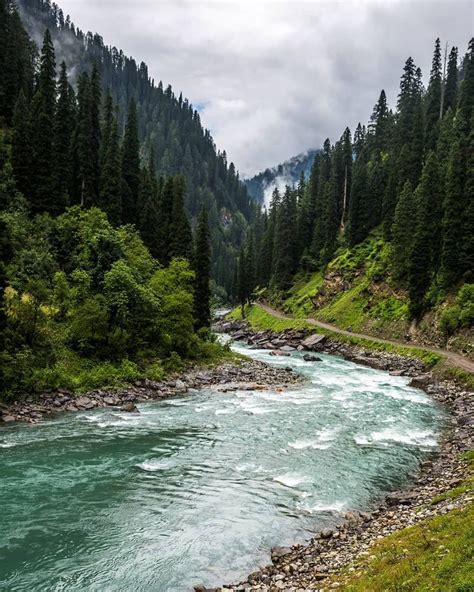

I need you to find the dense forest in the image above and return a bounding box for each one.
[237,38,473,328]
[0,0,225,397]
[15,0,256,294]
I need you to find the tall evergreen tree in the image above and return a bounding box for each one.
[52,62,75,211]
[425,38,443,151]
[11,90,31,197]
[30,29,56,213]
[99,112,122,226]
[443,46,458,115]
[169,176,193,260]
[407,153,442,318]
[391,180,416,279]
[121,98,140,225]
[194,209,211,330]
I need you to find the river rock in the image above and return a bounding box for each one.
[409,374,434,389]
[271,547,293,560]
[270,351,291,357]
[120,403,140,413]
[386,491,418,506]
[301,334,327,350]
[75,397,96,410]
[303,354,322,362]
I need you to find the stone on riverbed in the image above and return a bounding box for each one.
[303,354,322,362]
[120,403,140,413]
[271,546,293,560]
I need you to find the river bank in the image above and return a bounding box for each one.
[210,318,473,592]
[0,358,301,425]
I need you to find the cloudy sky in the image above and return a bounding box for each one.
[56,0,472,177]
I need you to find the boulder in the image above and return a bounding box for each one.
[271,546,292,560]
[409,374,433,389]
[301,334,327,350]
[270,351,291,357]
[75,397,96,410]
[120,403,140,413]
[303,354,322,362]
[320,528,334,539]
[280,345,296,352]
[386,490,418,506]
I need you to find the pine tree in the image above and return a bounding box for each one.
[440,116,469,287]
[52,62,75,211]
[443,47,458,115]
[194,209,211,330]
[137,165,160,257]
[156,177,174,264]
[407,153,442,318]
[392,181,416,279]
[348,149,369,247]
[101,90,114,166]
[89,64,102,203]
[11,90,31,197]
[30,29,56,213]
[273,186,298,290]
[311,139,332,262]
[71,73,94,206]
[99,112,122,225]
[425,38,443,151]
[169,176,193,260]
[121,98,140,225]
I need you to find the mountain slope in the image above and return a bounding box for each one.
[17,0,254,293]
[245,149,318,206]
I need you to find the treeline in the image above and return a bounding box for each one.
[0,2,214,396]
[237,38,474,319]
[16,0,255,294]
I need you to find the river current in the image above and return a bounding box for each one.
[0,341,446,591]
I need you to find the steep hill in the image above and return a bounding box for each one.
[245,149,318,206]
[17,0,255,292]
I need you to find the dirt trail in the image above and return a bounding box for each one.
[258,303,474,374]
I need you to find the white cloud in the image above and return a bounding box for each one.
[57,0,473,176]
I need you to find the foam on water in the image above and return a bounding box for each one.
[354,428,438,448]
[273,474,309,488]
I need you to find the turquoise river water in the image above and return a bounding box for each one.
[0,341,447,591]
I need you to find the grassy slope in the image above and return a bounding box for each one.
[284,231,410,338]
[324,452,474,592]
[283,230,473,359]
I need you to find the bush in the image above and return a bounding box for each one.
[440,284,474,335]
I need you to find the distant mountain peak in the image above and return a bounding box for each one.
[245,149,319,206]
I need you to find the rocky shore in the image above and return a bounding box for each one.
[0,358,301,425]
[197,319,473,592]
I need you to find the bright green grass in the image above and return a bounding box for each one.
[283,272,324,318]
[315,279,370,330]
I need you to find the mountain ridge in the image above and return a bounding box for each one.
[244,149,318,206]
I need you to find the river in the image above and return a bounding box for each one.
[0,340,447,591]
